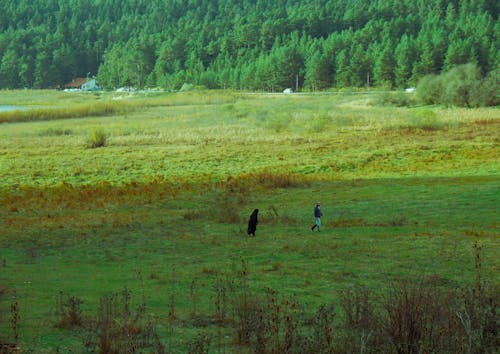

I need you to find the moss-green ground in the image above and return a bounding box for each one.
[0,90,498,352]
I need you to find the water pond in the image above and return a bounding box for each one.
[0,105,29,112]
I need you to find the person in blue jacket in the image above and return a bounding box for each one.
[311,202,323,232]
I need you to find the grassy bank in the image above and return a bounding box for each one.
[0,90,498,352]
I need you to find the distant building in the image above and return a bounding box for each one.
[81,78,100,91]
[63,77,101,91]
[63,78,88,90]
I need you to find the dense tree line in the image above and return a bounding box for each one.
[0,0,498,91]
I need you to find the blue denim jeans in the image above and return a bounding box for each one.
[315,217,321,231]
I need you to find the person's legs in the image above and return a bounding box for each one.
[316,217,321,231]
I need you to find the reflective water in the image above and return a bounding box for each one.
[0,105,28,112]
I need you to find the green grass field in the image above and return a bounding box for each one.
[0,90,499,352]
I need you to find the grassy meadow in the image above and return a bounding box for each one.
[0,90,499,352]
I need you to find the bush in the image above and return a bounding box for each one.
[265,112,293,132]
[441,64,481,107]
[469,68,500,107]
[307,112,330,132]
[407,109,444,131]
[416,64,498,107]
[416,74,444,105]
[86,129,108,148]
[84,289,165,353]
[376,91,416,107]
[55,292,84,328]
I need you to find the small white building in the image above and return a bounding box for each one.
[63,77,101,91]
[81,78,101,91]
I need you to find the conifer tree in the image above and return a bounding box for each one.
[305,51,332,90]
[395,34,415,87]
[374,40,396,87]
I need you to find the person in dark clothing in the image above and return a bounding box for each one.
[311,202,323,232]
[247,209,259,237]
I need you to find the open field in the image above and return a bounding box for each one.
[0,90,499,352]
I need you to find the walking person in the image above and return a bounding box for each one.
[247,209,259,237]
[311,202,323,232]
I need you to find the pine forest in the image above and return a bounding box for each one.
[0,0,498,91]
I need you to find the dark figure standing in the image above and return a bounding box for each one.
[247,209,259,237]
[311,202,323,232]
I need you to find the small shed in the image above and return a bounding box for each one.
[63,77,101,91]
[81,78,100,91]
[63,78,89,90]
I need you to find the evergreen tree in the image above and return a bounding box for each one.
[0,49,19,88]
[374,41,396,87]
[443,40,469,72]
[33,51,52,88]
[395,34,416,87]
[305,50,332,90]
[334,49,350,88]
[412,40,436,83]
[347,44,370,87]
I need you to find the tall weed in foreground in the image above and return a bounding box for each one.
[10,299,19,344]
[227,279,498,354]
[187,333,211,354]
[83,288,165,353]
[0,287,20,351]
[52,287,165,352]
[225,243,498,353]
[6,244,495,353]
[55,292,84,328]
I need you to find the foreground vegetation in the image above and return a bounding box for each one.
[0,90,498,352]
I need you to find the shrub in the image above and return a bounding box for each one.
[55,292,84,328]
[84,289,165,353]
[405,109,444,131]
[416,74,443,105]
[416,64,498,107]
[469,68,500,107]
[441,64,481,107]
[308,112,330,132]
[187,333,211,354]
[265,112,293,132]
[376,91,416,107]
[86,129,108,148]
